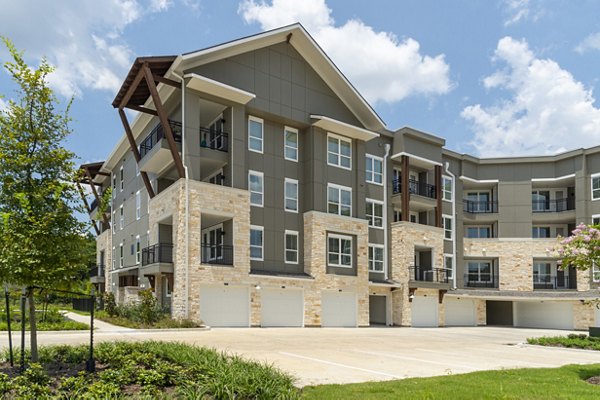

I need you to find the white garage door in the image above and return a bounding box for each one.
[514,301,573,330]
[321,291,357,327]
[445,298,476,326]
[411,296,438,327]
[199,285,249,327]
[261,288,304,327]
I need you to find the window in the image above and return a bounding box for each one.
[284,127,298,161]
[465,226,492,238]
[593,215,600,226]
[393,210,401,223]
[328,234,352,268]
[369,245,384,272]
[285,178,298,212]
[135,235,141,264]
[285,231,298,264]
[208,169,225,186]
[532,226,551,238]
[467,261,492,282]
[119,205,124,230]
[366,199,383,228]
[442,176,453,202]
[135,191,141,220]
[119,166,124,192]
[532,190,550,211]
[112,174,117,198]
[533,262,552,284]
[465,191,491,212]
[248,170,264,207]
[592,174,600,200]
[119,243,124,268]
[444,255,454,279]
[327,133,351,169]
[366,155,383,184]
[112,247,116,270]
[248,116,263,153]
[250,226,263,260]
[593,263,600,282]
[328,184,352,216]
[112,210,117,234]
[442,215,453,240]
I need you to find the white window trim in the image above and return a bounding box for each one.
[248,170,264,207]
[592,173,600,201]
[366,198,384,229]
[327,183,352,217]
[444,254,454,279]
[119,205,124,230]
[250,225,264,261]
[442,175,453,202]
[112,246,116,270]
[135,190,141,220]
[593,263,600,283]
[327,132,352,171]
[112,210,117,234]
[442,214,453,241]
[532,226,551,239]
[327,233,353,269]
[284,230,299,264]
[135,235,141,264]
[368,243,385,273]
[119,166,124,192]
[248,115,264,154]
[284,126,299,162]
[365,154,384,185]
[593,214,600,226]
[119,243,124,268]
[284,177,299,213]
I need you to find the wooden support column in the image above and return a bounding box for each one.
[401,155,410,221]
[435,165,442,228]
[118,109,156,198]
[83,167,110,227]
[142,64,185,179]
[76,181,100,235]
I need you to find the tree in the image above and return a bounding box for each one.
[0,38,89,362]
[557,223,600,270]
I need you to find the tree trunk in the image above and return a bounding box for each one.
[27,288,38,362]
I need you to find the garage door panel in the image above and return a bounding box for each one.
[322,292,357,327]
[514,301,573,330]
[445,298,476,326]
[199,285,249,327]
[261,289,303,327]
[411,296,438,327]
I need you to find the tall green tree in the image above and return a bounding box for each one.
[0,38,89,361]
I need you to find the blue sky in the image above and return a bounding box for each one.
[1,0,600,161]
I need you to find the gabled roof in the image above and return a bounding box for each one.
[177,23,386,131]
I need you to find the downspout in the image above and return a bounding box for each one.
[172,71,189,318]
[445,162,457,289]
[383,144,391,281]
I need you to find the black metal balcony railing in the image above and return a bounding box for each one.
[90,197,99,212]
[464,274,499,288]
[141,243,174,266]
[200,244,234,265]
[531,198,575,213]
[409,266,449,283]
[392,178,437,199]
[89,264,105,278]
[533,275,576,290]
[139,120,182,159]
[463,199,498,213]
[200,128,229,152]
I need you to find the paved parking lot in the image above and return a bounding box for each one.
[2,326,599,386]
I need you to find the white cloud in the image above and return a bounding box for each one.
[462,37,600,157]
[0,98,7,112]
[239,0,453,105]
[0,0,175,98]
[575,32,600,54]
[502,0,530,26]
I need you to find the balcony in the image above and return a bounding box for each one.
[200,244,234,266]
[464,274,499,288]
[533,275,576,290]
[532,198,575,213]
[139,120,182,159]
[463,199,498,214]
[393,178,436,199]
[142,243,173,266]
[409,266,449,284]
[200,128,228,152]
[89,264,105,284]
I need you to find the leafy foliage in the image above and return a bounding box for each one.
[528,334,600,351]
[556,223,600,271]
[104,292,117,317]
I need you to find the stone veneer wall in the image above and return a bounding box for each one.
[464,238,561,291]
[573,302,596,330]
[96,229,112,292]
[303,211,370,326]
[475,299,486,325]
[391,221,445,326]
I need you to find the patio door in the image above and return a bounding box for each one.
[202,224,223,262]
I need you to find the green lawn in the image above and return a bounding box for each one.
[302,364,600,400]
[73,309,200,329]
[0,307,88,331]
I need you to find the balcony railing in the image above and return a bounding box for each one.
[392,178,437,199]
[464,274,499,288]
[89,264,105,278]
[409,266,449,283]
[200,128,228,152]
[200,244,234,265]
[139,120,182,159]
[532,198,575,213]
[90,198,99,212]
[142,243,173,266]
[533,275,576,290]
[463,199,498,213]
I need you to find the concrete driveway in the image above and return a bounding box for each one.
[1,326,599,386]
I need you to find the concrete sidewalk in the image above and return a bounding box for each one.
[62,311,133,332]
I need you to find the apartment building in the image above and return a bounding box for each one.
[81,23,600,330]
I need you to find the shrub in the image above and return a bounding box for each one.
[104,292,117,317]
[136,288,160,325]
